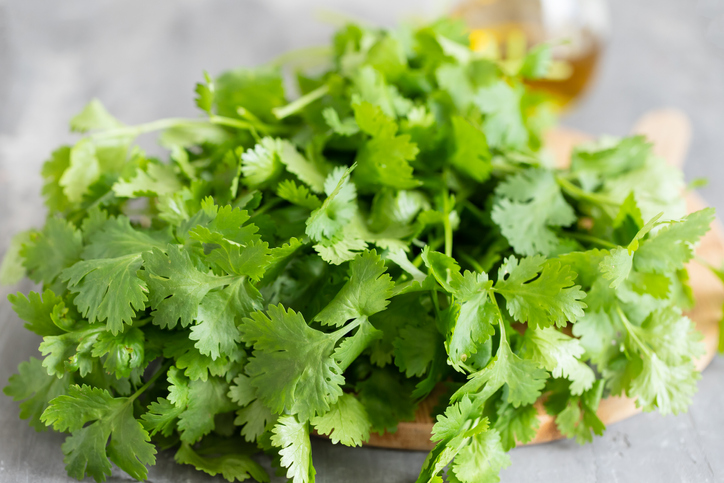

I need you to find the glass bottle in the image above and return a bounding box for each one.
[453,0,610,108]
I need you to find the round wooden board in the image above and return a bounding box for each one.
[358,110,724,451]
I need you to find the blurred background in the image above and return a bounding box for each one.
[1,0,723,482]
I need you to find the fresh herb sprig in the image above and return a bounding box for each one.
[1,17,717,483]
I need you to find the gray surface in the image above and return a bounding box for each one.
[0,0,723,482]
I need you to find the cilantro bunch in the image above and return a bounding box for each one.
[1,17,716,483]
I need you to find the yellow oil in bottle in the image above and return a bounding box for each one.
[455,0,605,109]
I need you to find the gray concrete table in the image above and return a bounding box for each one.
[1,0,723,481]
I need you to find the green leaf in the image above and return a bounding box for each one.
[41,385,156,482]
[214,66,287,123]
[492,168,576,256]
[113,162,182,198]
[70,99,124,133]
[175,441,269,483]
[240,304,344,421]
[8,290,66,336]
[22,217,83,286]
[277,139,327,192]
[355,133,419,190]
[447,271,496,369]
[494,403,539,450]
[323,107,360,136]
[599,247,633,289]
[190,279,262,360]
[450,116,491,183]
[357,368,417,434]
[519,44,552,79]
[451,428,511,483]
[194,72,215,114]
[90,328,145,379]
[206,240,273,281]
[393,318,440,377]
[315,250,394,327]
[306,165,357,242]
[353,101,397,138]
[80,214,169,259]
[59,139,101,203]
[522,327,595,395]
[277,180,322,210]
[635,208,715,273]
[454,337,548,407]
[62,254,147,334]
[0,230,31,285]
[3,357,71,431]
[494,256,587,329]
[241,137,284,188]
[311,393,371,446]
[178,377,237,444]
[473,80,528,149]
[41,146,73,212]
[142,245,232,329]
[271,415,316,483]
[234,399,275,442]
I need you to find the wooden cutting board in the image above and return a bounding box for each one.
[361,109,724,451]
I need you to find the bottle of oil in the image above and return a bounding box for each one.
[453,0,609,108]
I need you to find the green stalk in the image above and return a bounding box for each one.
[556,176,620,217]
[442,190,454,258]
[129,359,174,403]
[615,304,651,357]
[272,85,330,120]
[565,231,618,249]
[411,238,444,268]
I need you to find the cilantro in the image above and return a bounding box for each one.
[41,385,156,482]
[1,15,717,483]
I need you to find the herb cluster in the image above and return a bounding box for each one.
[1,17,716,483]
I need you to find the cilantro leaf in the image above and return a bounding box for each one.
[4,357,71,431]
[271,415,316,483]
[311,393,371,447]
[175,441,269,483]
[142,245,232,329]
[522,327,595,395]
[113,162,182,198]
[240,304,344,421]
[494,256,587,329]
[634,208,715,273]
[8,290,66,336]
[62,254,148,334]
[315,250,394,327]
[21,217,83,286]
[492,168,576,256]
[41,385,156,482]
[306,165,357,242]
[178,377,236,444]
[454,336,548,407]
[450,116,491,183]
[190,279,262,360]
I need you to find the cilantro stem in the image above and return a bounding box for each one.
[330,317,365,341]
[269,45,332,68]
[442,190,454,258]
[411,238,444,268]
[91,118,206,140]
[565,231,618,249]
[272,84,330,120]
[556,176,620,215]
[458,251,485,273]
[129,359,173,403]
[615,304,651,357]
[88,115,285,143]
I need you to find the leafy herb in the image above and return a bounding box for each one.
[1,15,716,483]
